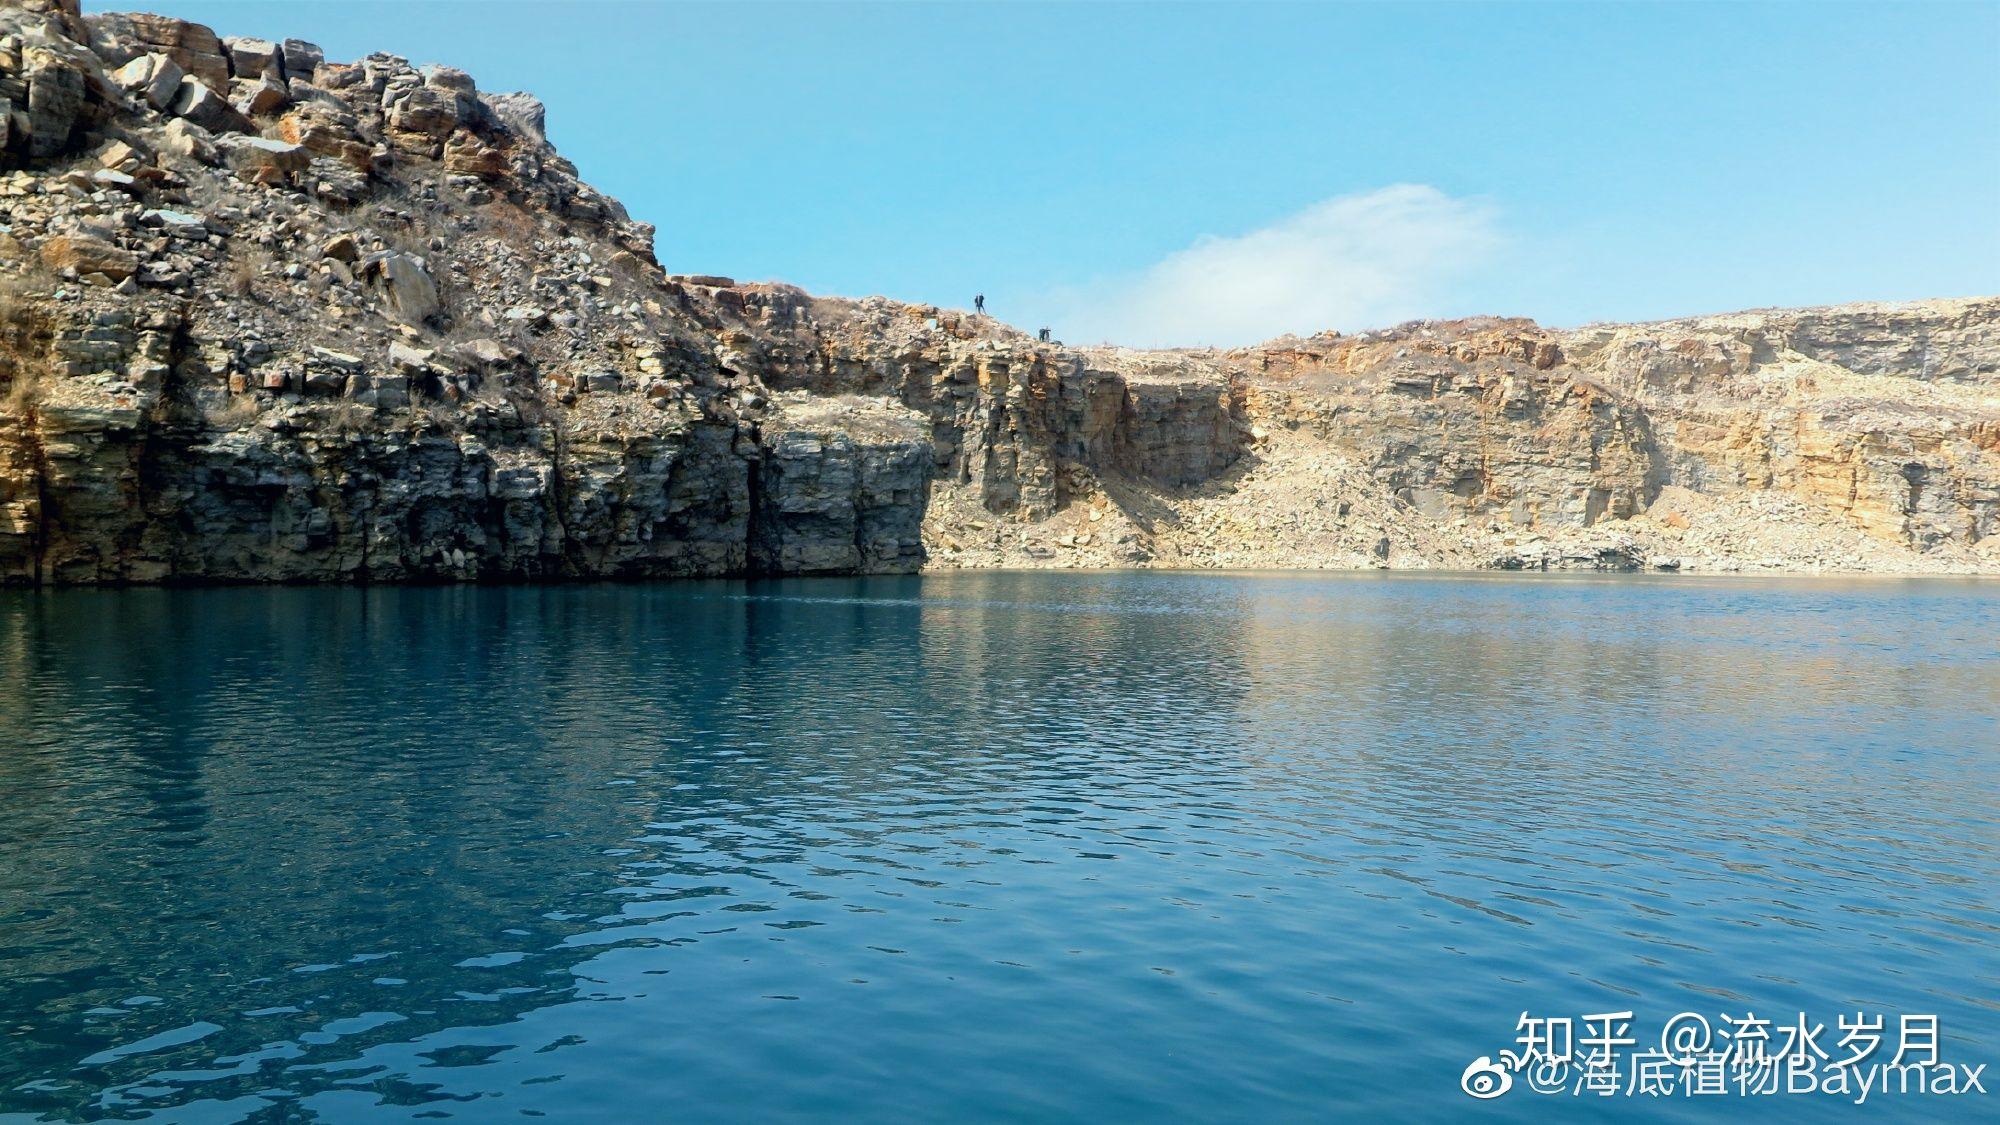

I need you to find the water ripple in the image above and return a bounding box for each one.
[0,572,1995,1121]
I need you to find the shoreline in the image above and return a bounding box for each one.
[5,562,1996,592]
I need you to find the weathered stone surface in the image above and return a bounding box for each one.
[215,133,306,183]
[109,51,182,109]
[320,232,359,262]
[214,133,306,184]
[388,342,434,373]
[4,9,128,168]
[222,35,279,80]
[86,12,230,92]
[0,4,1991,587]
[280,38,323,79]
[442,132,507,179]
[751,405,931,574]
[272,104,370,170]
[22,47,88,158]
[232,74,289,116]
[158,116,214,162]
[39,234,137,280]
[361,252,439,324]
[482,91,545,143]
[168,74,249,133]
[386,85,457,148]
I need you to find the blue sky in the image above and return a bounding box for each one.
[135,1,1999,345]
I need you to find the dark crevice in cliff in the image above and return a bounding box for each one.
[12,399,52,589]
[0,292,56,586]
[1633,405,1673,512]
[132,306,201,583]
[545,412,582,580]
[742,447,767,576]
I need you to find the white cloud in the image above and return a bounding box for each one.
[1038,184,1503,348]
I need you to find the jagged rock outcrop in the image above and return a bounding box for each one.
[0,3,1994,585]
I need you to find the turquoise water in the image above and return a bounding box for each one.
[0,572,1995,1122]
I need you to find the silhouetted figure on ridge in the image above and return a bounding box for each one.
[974,294,985,315]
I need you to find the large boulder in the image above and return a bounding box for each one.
[222,36,280,80]
[84,12,230,92]
[19,44,87,159]
[109,51,183,110]
[231,74,289,117]
[5,1,85,43]
[169,75,249,133]
[360,252,440,324]
[215,133,307,185]
[279,39,322,80]
[39,233,138,281]
[482,92,546,144]
[158,117,215,163]
[1,7,124,166]
[386,85,459,149]
[273,104,371,172]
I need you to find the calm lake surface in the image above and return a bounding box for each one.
[0,572,1995,1122]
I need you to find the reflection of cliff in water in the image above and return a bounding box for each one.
[0,579,1268,1115]
[0,587,708,1110]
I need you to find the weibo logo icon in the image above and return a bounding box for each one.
[1460,1055,1513,1099]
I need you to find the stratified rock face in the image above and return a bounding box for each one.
[0,4,1994,584]
[751,424,928,575]
[1185,308,1998,572]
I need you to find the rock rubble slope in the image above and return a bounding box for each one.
[2,0,1995,584]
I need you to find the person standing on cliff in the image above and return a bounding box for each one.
[974,294,985,315]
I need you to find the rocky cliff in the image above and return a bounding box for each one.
[2,0,1995,585]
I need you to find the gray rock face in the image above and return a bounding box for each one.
[111,52,182,110]
[2,5,120,166]
[222,35,278,80]
[364,252,438,324]
[751,427,929,575]
[0,4,1993,586]
[280,38,322,80]
[84,10,230,92]
[22,50,86,158]
[168,74,247,133]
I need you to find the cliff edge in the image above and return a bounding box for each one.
[2,0,1995,583]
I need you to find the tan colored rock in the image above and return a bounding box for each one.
[320,233,359,263]
[96,139,142,169]
[38,235,137,280]
[215,134,307,185]
[104,13,231,92]
[222,36,280,80]
[158,117,215,163]
[110,52,183,110]
[442,133,508,179]
[363,253,439,324]
[272,107,371,171]
[387,86,458,148]
[232,75,290,117]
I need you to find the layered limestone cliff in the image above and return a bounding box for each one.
[2,1,1995,585]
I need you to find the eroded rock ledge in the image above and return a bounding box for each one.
[2,1,1995,584]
